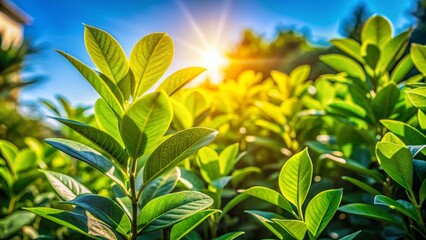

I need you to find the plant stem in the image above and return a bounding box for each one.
[408,189,426,234]
[130,158,138,240]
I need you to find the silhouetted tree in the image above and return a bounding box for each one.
[339,4,370,42]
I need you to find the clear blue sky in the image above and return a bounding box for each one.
[14,0,416,107]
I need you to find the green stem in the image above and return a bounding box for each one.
[130,158,138,240]
[408,189,426,234]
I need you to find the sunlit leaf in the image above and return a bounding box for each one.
[361,15,392,46]
[320,54,365,80]
[170,209,220,240]
[338,203,403,226]
[120,91,172,159]
[330,38,363,63]
[381,119,426,145]
[140,167,180,205]
[374,195,418,221]
[157,67,205,96]
[342,176,381,195]
[137,191,213,233]
[245,210,288,239]
[130,33,173,96]
[143,127,217,184]
[272,219,307,240]
[84,25,128,83]
[372,83,399,120]
[305,189,343,239]
[411,43,426,75]
[41,170,91,201]
[94,98,123,145]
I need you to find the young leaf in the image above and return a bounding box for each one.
[338,203,403,226]
[84,25,129,83]
[52,117,127,167]
[143,127,217,184]
[45,138,128,190]
[130,33,173,97]
[330,38,363,63]
[218,143,240,176]
[361,15,392,47]
[376,135,413,190]
[196,147,221,183]
[57,50,124,116]
[411,43,426,75]
[279,148,312,210]
[120,91,172,159]
[374,195,418,221]
[157,67,206,96]
[41,170,91,201]
[14,149,36,174]
[320,54,365,80]
[94,98,123,145]
[24,207,124,240]
[305,189,343,239]
[170,209,220,240]
[65,194,131,236]
[140,167,180,205]
[272,219,307,240]
[137,191,213,233]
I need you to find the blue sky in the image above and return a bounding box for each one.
[14,0,416,107]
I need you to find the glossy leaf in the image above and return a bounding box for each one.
[45,138,128,190]
[143,127,217,184]
[41,170,91,201]
[66,194,131,236]
[52,117,127,166]
[372,83,399,120]
[342,176,381,195]
[376,134,413,190]
[272,219,307,240]
[157,67,205,96]
[338,203,403,226]
[320,54,365,80]
[407,87,426,112]
[140,167,180,205]
[340,230,362,240]
[305,189,343,239]
[84,25,128,83]
[57,50,124,115]
[279,148,312,209]
[130,33,173,96]
[170,209,220,240]
[137,191,213,233]
[391,55,413,83]
[196,147,221,183]
[218,143,240,175]
[245,210,288,239]
[94,98,123,145]
[381,119,426,145]
[361,15,392,46]
[411,43,426,75]
[120,91,172,159]
[25,207,123,240]
[374,195,418,221]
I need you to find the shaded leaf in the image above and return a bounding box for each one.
[272,219,307,240]
[170,209,220,240]
[41,170,91,201]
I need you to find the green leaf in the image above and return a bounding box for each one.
[94,98,123,145]
[0,140,18,172]
[372,83,399,120]
[41,170,91,201]
[170,209,220,240]
[141,167,180,205]
[376,134,413,190]
[272,219,307,240]
[381,120,426,145]
[45,138,128,190]
[57,50,124,116]
[219,143,240,176]
[340,230,362,240]
[361,15,392,47]
[305,189,343,239]
[66,193,131,236]
[391,55,413,83]
[157,67,205,96]
[320,54,365,80]
[374,195,418,221]
[84,25,129,83]
[338,203,403,226]
[245,210,288,239]
[231,166,261,187]
[0,211,35,239]
[120,91,172,159]
[411,43,426,75]
[211,176,232,190]
[52,117,127,167]
[407,87,426,112]
[279,148,312,210]
[362,44,380,69]
[130,33,173,96]
[170,98,193,130]
[330,38,363,63]
[211,232,245,240]
[137,191,213,233]
[25,207,124,240]
[143,127,217,184]
[327,101,366,119]
[378,29,411,72]
[14,149,37,174]
[196,147,221,183]
[342,176,381,195]
[290,65,310,85]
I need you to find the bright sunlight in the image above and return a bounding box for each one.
[201,49,229,83]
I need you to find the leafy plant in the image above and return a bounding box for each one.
[24,25,219,240]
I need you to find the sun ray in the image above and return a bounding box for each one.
[214,0,232,47]
[176,0,210,49]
